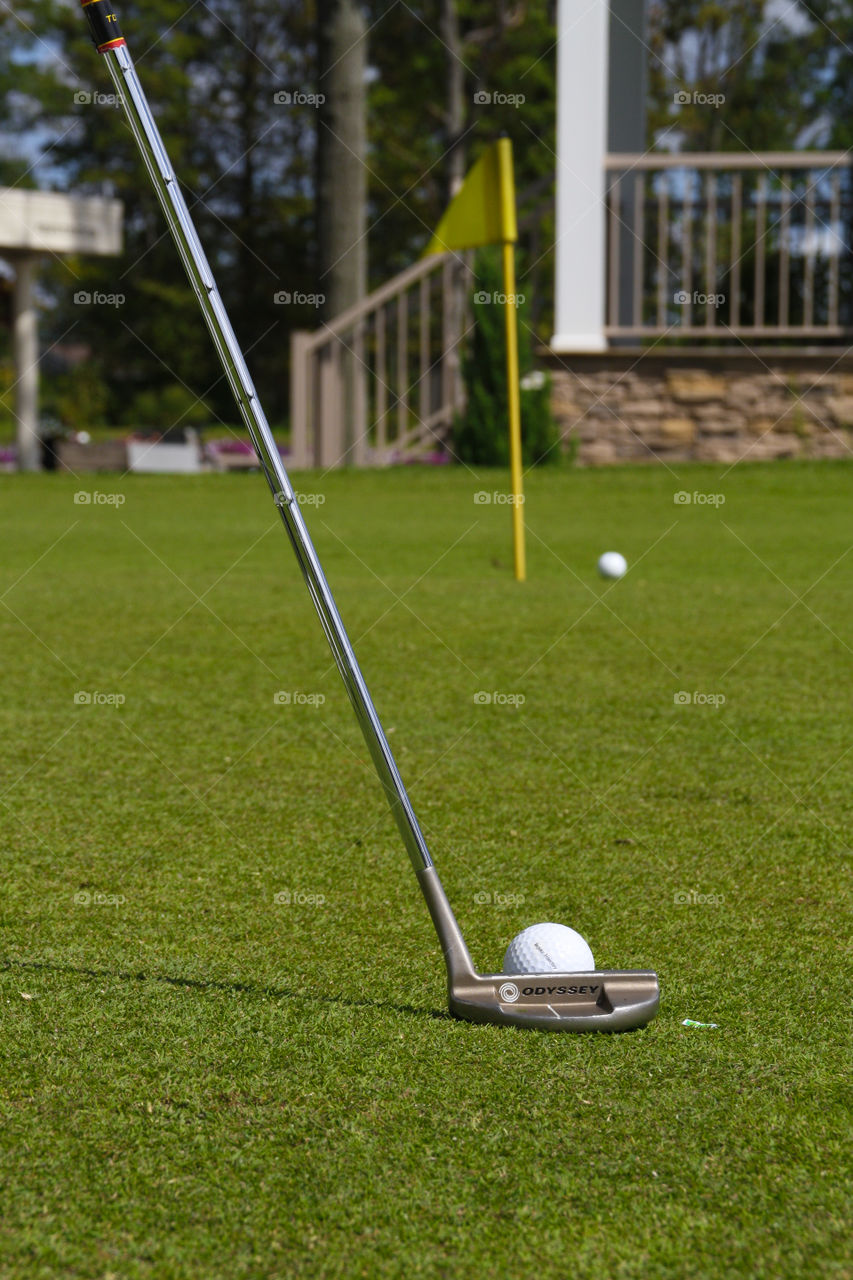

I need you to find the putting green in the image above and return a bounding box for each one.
[1,462,849,1278]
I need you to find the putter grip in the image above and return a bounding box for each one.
[80,0,126,53]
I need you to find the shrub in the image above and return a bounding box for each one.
[453,248,558,467]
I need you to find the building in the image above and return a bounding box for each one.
[547,0,853,466]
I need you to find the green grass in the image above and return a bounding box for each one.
[1,462,850,1279]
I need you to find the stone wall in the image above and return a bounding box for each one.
[544,349,853,466]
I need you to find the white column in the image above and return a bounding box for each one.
[551,0,609,352]
[13,254,41,471]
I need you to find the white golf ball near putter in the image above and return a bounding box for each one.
[503,922,595,974]
[598,551,627,579]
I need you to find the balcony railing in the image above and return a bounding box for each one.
[605,151,853,339]
[290,254,472,469]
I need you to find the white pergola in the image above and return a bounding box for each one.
[0,188,123,470]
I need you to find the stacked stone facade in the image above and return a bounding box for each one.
[546,351,853,465]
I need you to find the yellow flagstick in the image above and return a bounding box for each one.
[496,138,525,582]
[502,239,525,582]
[424,136,526,580]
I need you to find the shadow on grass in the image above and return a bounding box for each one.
[3,957,454,1024]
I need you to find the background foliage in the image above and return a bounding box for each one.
[0,2,850,440]
[0,0,557,436]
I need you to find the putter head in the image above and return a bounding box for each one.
[448,968,660,1032]
[416,867,659,1032]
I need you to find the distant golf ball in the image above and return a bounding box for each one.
[502,923,595,974]
[598,551,627,579]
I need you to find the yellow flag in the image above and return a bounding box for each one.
[424,138,517,254]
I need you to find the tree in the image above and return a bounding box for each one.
[796,0,853,150]
[0,0,318,431]
[0,0,560,438]
[317,0,368,319]
[364,1,558,304]
[647,2,820,152]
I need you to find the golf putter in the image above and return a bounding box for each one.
[80,1,659,1031]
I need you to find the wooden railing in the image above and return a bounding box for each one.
[606,151,853,339]
[289,253,472,468]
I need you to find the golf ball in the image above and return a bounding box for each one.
[598,551,627,579]
[502,922,595,974]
